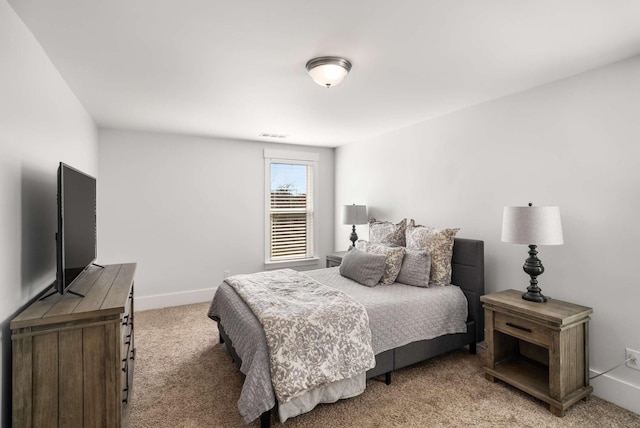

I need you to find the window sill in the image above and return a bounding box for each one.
[264,257,320,270]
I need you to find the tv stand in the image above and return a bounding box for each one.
[40,264,106,300]
[66,289,86,297]
[39,285,86,300]
[12,263,136,427]
[38,280,58,300]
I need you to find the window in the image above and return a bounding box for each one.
[264,150,319,267]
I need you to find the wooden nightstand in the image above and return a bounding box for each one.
[326,251,347,268]
[481,289,592,417]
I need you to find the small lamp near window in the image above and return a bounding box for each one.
[342,204,368,249]
[501,203,564,303]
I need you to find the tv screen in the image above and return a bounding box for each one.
[56,162,97,295]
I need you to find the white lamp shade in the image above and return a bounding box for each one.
[343,204,368,225]
[501,206,563,245]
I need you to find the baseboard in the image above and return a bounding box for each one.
[135,287,217,311]
[590,369,640,415]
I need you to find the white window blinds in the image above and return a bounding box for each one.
[264,151,318,264]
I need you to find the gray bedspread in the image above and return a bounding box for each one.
[209,281,275,423]
[305,268,468,354]
[208,267,468,424]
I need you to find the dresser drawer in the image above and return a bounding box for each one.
[494,311,550,348]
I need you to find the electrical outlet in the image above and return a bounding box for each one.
[223,270,231,279]
[626,348,640,371]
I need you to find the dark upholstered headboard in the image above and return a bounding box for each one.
[451,238,485,343]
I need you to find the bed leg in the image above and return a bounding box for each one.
[385,372,391,385]
[260,410,271,428]
[469,343,477,354]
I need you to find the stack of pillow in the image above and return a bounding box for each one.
[339,218,459,288]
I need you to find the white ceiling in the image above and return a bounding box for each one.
[9,0,640,147]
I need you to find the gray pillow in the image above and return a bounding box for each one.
[339,248,387,287]
[355,240,405,285]
[396,249,431,288]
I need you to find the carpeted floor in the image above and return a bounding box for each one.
[130,302,640,428]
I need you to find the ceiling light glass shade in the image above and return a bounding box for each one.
[501,206,563,245]
[306,57,352,88]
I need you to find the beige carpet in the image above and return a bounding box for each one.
[130,302,640,428]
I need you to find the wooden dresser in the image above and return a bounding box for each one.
[11,263,136,428]
[481,289,592,417]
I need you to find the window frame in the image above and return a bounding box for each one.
[264,149,319,269]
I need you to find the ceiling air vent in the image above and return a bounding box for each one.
[259,133,288,139]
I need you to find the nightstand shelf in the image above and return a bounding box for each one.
[489,355,550,398]
[481,289,592,417]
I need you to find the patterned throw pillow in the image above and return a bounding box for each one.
[405,220,459,286]
[369,218,407,247]
[355,240,406,285]
[396,249,431,288]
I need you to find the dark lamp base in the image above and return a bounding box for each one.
[521,244,548,303]
[522,290,547,303]
[349,225,359,249]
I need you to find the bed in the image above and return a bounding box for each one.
[209,237,484,427]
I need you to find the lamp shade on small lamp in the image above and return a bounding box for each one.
[343,204,367,249]
[502,206,563,246]
[343,204,368,225]
[502,204,563,302]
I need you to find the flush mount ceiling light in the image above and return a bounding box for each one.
[305,56,352,88]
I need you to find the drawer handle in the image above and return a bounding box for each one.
[506,322,532,333]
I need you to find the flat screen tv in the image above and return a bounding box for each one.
[54,162,97,296]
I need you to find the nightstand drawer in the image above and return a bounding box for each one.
[494,311,550,348]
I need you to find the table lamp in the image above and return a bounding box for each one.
[501,203,563,302]
[342,204,368,249]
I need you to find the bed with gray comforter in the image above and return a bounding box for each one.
[208,238,484,426]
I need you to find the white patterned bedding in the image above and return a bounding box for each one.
[224,269,376,405]
[208,267,468,424]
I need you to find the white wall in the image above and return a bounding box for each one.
[98,129,334,309]
[335,55,640,414]
[0,1,98,425]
